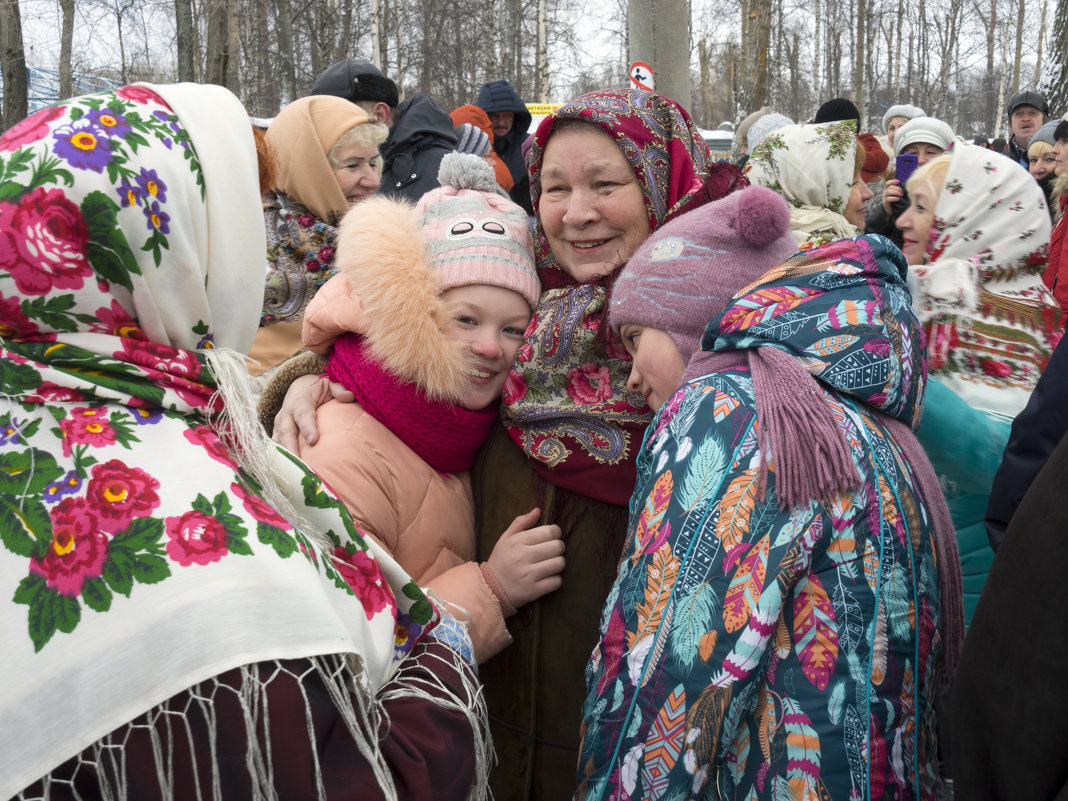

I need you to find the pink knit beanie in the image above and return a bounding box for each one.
[609,185,797,363]
[415,152,539,309]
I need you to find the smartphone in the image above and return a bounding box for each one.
[896,153,919,186]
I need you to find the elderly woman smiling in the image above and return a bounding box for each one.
[265,88,749,799]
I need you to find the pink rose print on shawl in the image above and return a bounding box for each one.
[26,382,87,404]
[166,510,230,566]
[503,369,529,404]
[0,293,48,340]
[516,342,535,363]
[0,187,91,296]
[85,460,161,534]
[116,85,166,105]
[331,545,396,621]
[30,497,108,596]
[232,482,291,530]
[183,425,238,469]
[59,407,117,456]
[117,339,210,407]
[118,338,201,377]
[566,362,613,405]
[92,300,146,339]
[0,104,66,151]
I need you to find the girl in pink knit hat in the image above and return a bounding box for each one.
[289,154,565,663]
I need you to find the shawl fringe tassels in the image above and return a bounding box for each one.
[204,348,323,547]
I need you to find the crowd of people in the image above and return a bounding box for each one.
[1,57,1064,800]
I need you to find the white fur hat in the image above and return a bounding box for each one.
[882,104,926,133]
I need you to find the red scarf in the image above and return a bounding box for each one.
[327,334,497,474]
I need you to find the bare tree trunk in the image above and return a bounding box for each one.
[698,38,711,125]
[485,0,497,76]
[273,0,294,105]
[0,0,27,132]
[907,28,914,102]
[227,0,240,92]
[855,0,865,128]
[813,0,821,98]
[733,0,771,112]
[1035,0,1048,83]
[1012,0,1025,92]
[57,0,75,98]
[985,0,996,134]
[205,0,238,91]
[535,0,547,101]
[370,0,381,68]
[175,0,196,81]
[1042,0,1068,112]
[243,0,271,113]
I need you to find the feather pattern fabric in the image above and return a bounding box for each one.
[578,235,946,800]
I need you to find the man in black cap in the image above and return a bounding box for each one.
[311,59,458,203]
[1006,89,1049,170]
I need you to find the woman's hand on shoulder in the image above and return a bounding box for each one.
[272,374,355,451]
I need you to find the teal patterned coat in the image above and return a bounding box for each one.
[577,236,946,800]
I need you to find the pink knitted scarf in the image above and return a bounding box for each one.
[327,333,497,473]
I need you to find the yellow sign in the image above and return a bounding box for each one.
[526,104,564,115]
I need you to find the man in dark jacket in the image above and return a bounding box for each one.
[312,59,458,203]
[1006,89,1048,170]
[476,80,533,214]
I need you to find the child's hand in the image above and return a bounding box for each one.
[486,508,565,608]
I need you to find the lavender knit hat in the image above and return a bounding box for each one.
[610,185,797,364]
[416,152,539,308]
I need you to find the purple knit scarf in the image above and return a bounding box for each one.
[326,333,497,474]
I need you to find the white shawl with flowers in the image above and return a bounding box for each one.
[0,83,470,799]
[917,139,1061,417]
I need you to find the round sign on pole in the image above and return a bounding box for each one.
[629,61,654,92]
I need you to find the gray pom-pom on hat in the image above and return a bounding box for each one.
[436,152,498,193]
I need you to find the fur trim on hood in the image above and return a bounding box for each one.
[301,195,471,402]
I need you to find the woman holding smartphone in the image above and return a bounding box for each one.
[865,116,954,248]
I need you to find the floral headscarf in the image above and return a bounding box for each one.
[0,85,441,797]
[527,88,712,277]
[501,89,714,505]
[916,139,1061,416]
[744,120,861,249]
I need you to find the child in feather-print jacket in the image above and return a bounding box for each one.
[576,186,964,800]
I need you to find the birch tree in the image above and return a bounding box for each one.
[58,0,75,97]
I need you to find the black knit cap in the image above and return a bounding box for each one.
[311,59,400,109]
[814,97,861,128]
